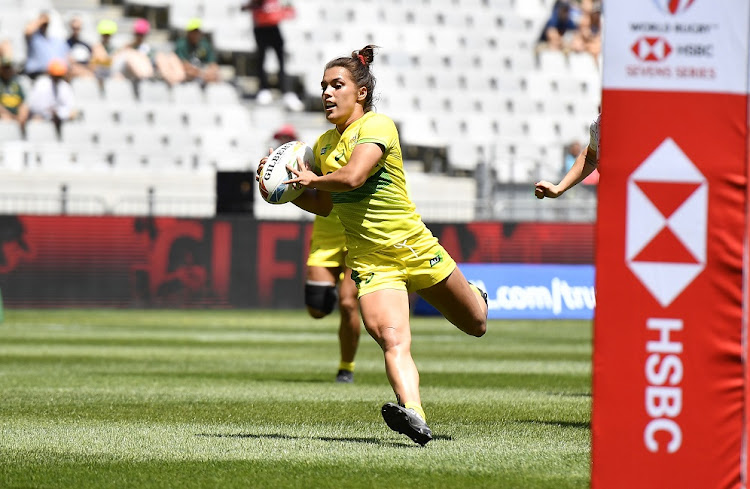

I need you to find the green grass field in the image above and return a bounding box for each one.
[0,309,591,489]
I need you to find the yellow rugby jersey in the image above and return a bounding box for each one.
[312,112,426,258]
[308,148,345,247]
[311,209,345,242]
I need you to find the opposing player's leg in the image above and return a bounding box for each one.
[304,265,338,319]
[336,267,361,383]
[417,266,487,338]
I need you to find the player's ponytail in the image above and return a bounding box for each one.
[325,44,379,112]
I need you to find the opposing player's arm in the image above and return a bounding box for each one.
[285,142,383,193]
[535,145,598,199]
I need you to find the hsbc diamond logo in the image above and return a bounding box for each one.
[652,0,697,15]
[626,138,707,307]
[631,37,672,62]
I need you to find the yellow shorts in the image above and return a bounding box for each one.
[307,231,347,269]
[347,230,456,297]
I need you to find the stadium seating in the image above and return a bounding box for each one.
[0,0,601,221]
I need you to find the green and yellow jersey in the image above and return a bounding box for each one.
[0,77,25,115]
[312,207,345,237]
[312,111,426,258]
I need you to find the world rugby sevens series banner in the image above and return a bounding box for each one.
[596,1,748,487]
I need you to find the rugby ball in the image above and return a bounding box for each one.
[258,141,313,204]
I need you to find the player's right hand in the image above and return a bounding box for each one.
[255,147,273,182]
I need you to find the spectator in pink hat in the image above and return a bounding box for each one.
[112,18,186,86]
[112,18,154,81]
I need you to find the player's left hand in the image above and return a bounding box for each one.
[284,156,318,188]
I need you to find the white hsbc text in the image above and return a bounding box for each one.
[644,318,683,454]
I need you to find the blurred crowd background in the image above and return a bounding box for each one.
[0,0,602,223]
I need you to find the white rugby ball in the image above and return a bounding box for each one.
[258,141,313,204]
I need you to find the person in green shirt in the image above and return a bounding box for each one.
[0,57,29,134]
[174,18,220,84]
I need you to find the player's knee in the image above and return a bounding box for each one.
[367,323,407,352]
[305,282,337,318]
[462,315,487,337]
[338,292,359,316]
[471,318,487,337]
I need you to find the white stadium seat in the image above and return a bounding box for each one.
[25,120,58,144]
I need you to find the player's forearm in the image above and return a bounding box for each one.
[308,167,367,192]
[556,147,597,194]
[293,189,332,217]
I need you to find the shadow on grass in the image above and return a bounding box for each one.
[545,392,591,398]
[519,420,590,430]
[196,432,453,446]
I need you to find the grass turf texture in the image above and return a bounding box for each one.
[0,309,591,489]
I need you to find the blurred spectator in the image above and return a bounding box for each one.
[112,18,156,82]
[535,112,600,199]
[556,0,585,24]
[537,1,581,53]
[27,58,77,135]
[0,56,30,134]
[0,39,12,60]
[579,2,602,58]
[272,123,298,145]
[174,18,220,84]
[121,19,185,86]
[24,12,70,79]
[66,16,94,78]
[563,140,582,173]
[241,0,303,111]
[90,19,117,80]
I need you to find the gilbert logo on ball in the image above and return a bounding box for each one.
[259,141,312,204]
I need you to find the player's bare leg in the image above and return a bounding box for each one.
[359,289,418,401]
[359,288,432,445]
[336,268,360,382]
[417,267,487,337]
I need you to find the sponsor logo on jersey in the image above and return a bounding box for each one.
[350,270,373,287]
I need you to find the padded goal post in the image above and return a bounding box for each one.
[594,1,750,488]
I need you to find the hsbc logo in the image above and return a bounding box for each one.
[626,138,707,307]
[652,0,697,15]
[631,37,673,61]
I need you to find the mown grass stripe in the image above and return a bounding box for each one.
[0,309,591,489]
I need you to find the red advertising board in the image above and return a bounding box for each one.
[595,1,749,487]
[0,217,593,308]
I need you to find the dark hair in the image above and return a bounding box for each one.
[325,45,378,113]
